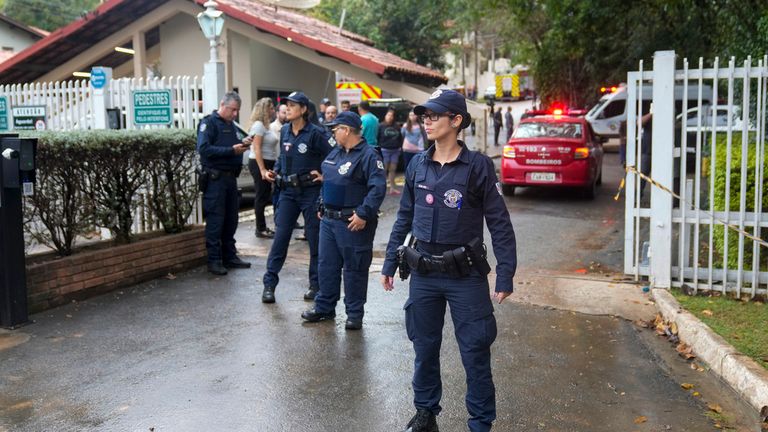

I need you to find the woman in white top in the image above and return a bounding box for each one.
[247,98,279,238]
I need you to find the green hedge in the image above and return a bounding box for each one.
[711,132,768,271]
[23,129,198,256]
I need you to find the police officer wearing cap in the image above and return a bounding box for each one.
[381,89,517,432]
[262,91,333,303]
[197,92,253,275]
[301,111,386,330]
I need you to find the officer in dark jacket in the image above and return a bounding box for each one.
[301,111,386,330]
[381,89,517,432]
[262,91,333,303]
[197,92,253,275]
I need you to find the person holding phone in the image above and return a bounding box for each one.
[197,92,253,276]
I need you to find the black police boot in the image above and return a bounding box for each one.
[207,262,228,276]
[303,286,319,301]
[345,319,363,330]
[403,409,439,432]
[224,257,251,269]
[262,286,276,304]
[301,308,336,323]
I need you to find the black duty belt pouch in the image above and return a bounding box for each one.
[197,167,209,193]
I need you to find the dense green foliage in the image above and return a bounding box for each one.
[710,132,768,272]
[3,0,99,32]
[24,130,198,255]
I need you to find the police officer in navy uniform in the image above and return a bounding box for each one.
[262,91,333,303]
[381,89,517,432]
[301,111,386,330]
[197,92,253,275]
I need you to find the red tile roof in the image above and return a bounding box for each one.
[0,0,447,86]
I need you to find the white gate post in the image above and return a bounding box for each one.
[91,66,112,129]
[650,50,675,288]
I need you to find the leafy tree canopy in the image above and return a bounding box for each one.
[4,0,99,32]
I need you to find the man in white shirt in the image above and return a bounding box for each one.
[270,103,287,136]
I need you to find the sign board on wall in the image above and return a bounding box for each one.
[133,90,173,126]
[12,106,46,130]
[0,97,8,131]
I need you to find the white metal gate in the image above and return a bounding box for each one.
[624,50,768,297]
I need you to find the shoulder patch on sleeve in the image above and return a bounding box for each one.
[199,122,207,132]
[376,160,384,170]
[496,182,503,196]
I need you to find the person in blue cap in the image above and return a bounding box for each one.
[197,92,253,276]
[262,91,333,303]
[381,89,517,432]
[301,111,386,330]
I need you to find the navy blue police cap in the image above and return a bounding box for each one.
[325,111,362,129]
[285,91,309,106]
[414,89,472,129]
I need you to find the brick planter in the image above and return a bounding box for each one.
[25,226,206,313]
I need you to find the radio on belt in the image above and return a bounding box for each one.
[0,134,37,328]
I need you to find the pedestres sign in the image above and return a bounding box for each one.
[133,90,173,126]
[12,106,46,130]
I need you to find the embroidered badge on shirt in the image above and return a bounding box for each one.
[298,143,308,154]
[443,189,463,209]
[496,182,503,196]
[338,161,352,175]
[284,142,292,152]
[376,160,384,170]
[199,122,207,132]
[426,193,434,205]
[329,137,337,146]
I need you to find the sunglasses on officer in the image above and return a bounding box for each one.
[332,125,351,134]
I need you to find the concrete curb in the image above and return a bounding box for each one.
[653,288,768,413]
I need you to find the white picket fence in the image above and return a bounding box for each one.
[625,51,768,297]
[3,76,205,238]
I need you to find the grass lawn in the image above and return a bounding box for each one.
[671,288,768,369]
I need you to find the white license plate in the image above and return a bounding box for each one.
[530,172,556,182]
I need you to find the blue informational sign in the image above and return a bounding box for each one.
[91,67,107,89]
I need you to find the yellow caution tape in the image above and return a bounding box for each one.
[617,165,768,249]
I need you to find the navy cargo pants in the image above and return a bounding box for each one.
[405,271,498,432]
[263,187,320,289]
[313,217,376,320]
[202,175,240,265]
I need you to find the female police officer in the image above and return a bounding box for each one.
[262,91,332,303]
[301,111,386,329]
[381,89,517,432]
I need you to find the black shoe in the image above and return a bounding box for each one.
[345,319,362,330]
[207,262,228,276]
[224,257,251,269]
[256,228,275,238]
[262,286,275,303]
[303,286,319,301]
[403,409,438,432]
[301,308,336,322]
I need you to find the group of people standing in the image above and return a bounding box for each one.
[196,89,517,432]
[492,105,515,146]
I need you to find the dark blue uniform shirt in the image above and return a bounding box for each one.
[275,121,333,182]
[321,138,386,221]
[196,111,244,171]
[383,142,517,292]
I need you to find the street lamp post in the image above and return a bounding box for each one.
[198,1,225,115]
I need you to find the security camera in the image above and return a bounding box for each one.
[2,148,18,160]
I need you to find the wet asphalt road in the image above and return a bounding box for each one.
[0,145,761,431]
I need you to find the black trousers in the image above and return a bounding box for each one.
[248,158,275,232]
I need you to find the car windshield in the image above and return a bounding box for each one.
[514,122,583,139]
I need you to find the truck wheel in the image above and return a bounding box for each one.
[502,185,516,196]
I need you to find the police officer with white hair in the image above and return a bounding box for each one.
[382,89,517,432]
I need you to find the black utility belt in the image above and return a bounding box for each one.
[204,167,241,179]
[396,237,491,280]
[324,208,355,220]
[276,173,317,189]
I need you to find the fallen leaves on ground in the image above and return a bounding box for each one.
[702,309,714,317]
[634,416,647,424]
[707,403,723,414]
[165,273,177,280]
[676,343,696,360]
[681,383,694,390]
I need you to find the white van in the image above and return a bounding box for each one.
[586,84,714,137]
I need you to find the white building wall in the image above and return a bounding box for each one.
[159,14,209,81]
[0,24,38,53]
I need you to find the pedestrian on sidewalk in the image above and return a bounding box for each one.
[401,110,425,170]
[261,91,333,303]
[197,92,253,275]
[493,106,503,146]
[247,97,278,239]
[378,107,403,195]
[301,111,386,330]
[504,106,514,142]
[381,89,517,432]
